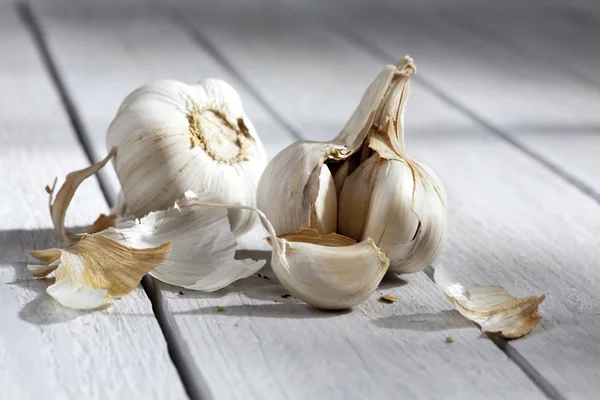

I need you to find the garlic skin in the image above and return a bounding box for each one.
[107,79,266,236]
[434,265,545,339]
[257,57,446,274]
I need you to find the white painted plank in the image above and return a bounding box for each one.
[0,3,187,399]
[265,0,600,397]
[433,3,600,199]
[30,0,548,399]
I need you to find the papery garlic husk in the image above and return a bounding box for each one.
[257,56,446,273]
[99,191,266,291]
[107,78,267,236]
[29,235,171,309]
[29,191,267,309]
[434,265,545,339]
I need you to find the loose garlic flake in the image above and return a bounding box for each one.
[434,265,546,339]
[30,235,170,309]
[258,57,446,274]
[46,147,117,243]
[98,192,266,291]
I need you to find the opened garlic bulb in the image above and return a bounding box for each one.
[258,57,446,274]
[107,78,267,235]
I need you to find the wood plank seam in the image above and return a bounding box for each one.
[17,0,117,206]
[20,2,196,398]
[437,11,600,92]
[145,276,213,400]
[313,7,600,209]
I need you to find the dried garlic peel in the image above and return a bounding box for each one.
[30,235,170,309]
[47,147,116,243]
[434,265,545,339]
[99,191,266,291]
[257,56,446,274]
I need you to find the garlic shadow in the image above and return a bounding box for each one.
[172,303,352,319]
[7,276,105,325]
[373,310,474,332]
[378,271,408,290]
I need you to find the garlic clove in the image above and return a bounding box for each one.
[269,230,390,310]
[30,235,171,310]
[46,147,116,243]
[257,141,345,235]
[361,158,445,274]
[434,265,546,339]
[311,164,337,234]
[47,279,109,310]
[337,155,382,241]
[107,79,266,236]
[98,191,266,291]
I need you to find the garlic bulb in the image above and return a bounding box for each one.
[257,57,446,274]
[107,78,267,236]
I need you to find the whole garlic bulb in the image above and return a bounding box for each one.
[107,79,267,235]
[257,57,446,274]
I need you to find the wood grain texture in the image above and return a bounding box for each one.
[0,3,187,399]
[273,0,600,397]
[433,2,600,199]
[31,0,550,399]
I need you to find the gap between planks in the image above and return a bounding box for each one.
[18,2,198,399]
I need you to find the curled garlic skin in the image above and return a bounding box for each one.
[107,78,267,236]
[258,57,447,274]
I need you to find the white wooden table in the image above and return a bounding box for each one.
[2,0,599,398]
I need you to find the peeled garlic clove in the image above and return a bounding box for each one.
[257,141,342,234]
[30,235,171,309]
[107,78,266,236]
[434,265,546,339]
[98,191,266,291]
[269,229,389,310]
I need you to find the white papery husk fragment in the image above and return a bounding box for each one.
[29,235,170,309]
[98,191,266,291]
[434,265,545,339]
